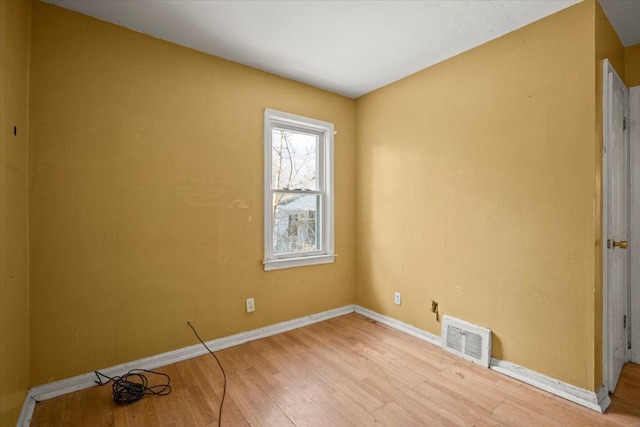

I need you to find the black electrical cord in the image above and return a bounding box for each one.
[188,321,227,427]
[94,369,172,405]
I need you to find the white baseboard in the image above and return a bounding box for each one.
[17,393,36,427]
[489,358,610,413]
[18,304,611,425]
[354,306,610,414]
[354,305,441,347]
[18,304,354,426]
[597,384,612,412]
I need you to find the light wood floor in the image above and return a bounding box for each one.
[31,313,640,426]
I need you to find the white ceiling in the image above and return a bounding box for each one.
[599,0,640,46]
[43,0,638,98]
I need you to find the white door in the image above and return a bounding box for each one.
[631,86,640,364]
[604,60,629,392]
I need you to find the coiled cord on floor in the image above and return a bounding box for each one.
[94,369,172,405]
[92,323,225,426]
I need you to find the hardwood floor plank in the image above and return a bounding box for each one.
[491,399,564,427]
[371,401,429,427]
[412,377,501,425]
[225,366,295,427]
[303,377,381,427]
[309,323,429,390]
[269,331,387,413]
[238,364,338,427]
[362,376,461,427]
[30,313,640,426]
[182,358,222,423]
[605,399,640,426]
[430,366,506,412]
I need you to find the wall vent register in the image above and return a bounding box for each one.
[441,315,492,368]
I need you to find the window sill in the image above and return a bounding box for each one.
[263,254,335,271]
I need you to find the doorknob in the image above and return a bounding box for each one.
[612,240,628,249]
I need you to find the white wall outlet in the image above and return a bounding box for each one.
[394,292,402,305]
[246,297,255,313]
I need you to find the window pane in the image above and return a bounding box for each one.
[271,128,318,190]
[272,193,319,255]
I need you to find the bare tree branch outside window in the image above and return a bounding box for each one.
[271,128,319,255]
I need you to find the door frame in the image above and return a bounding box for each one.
[630,85,640,364]
[602,59,630,392]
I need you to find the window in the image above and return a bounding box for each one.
[263,109,334,271]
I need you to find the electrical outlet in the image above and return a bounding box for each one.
[394,292,402,306]
[246,298,255,313]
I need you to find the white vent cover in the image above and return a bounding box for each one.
[441,315,492,367]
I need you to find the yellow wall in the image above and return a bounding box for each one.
[593,0,625,390]
[0,0,31,425]
[355,1,599,390]
[625,43,640,87]
[29,1,355,386]
[13,0,637,398]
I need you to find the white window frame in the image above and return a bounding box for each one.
[263,109,334,271]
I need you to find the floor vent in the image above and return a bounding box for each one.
[441,315,491,367]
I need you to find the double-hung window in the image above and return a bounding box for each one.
[263,109,334,271]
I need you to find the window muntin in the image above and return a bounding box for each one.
[264,109,334,270]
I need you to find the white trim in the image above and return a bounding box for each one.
[16,393,36,427]
[20,305,612,423]
[602,58,612,390]
[354,305,441,347]
[19,305,354,425]
[263,108,335,271]
[355,306,610,413]
[263,254,335,271]
[630,85,640,363]
[490,358,610,413]
[597,385,612,413]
